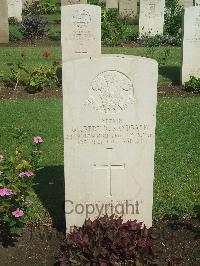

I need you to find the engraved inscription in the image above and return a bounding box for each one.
[86,71,134,114]
[66,9,95,54]
[66,118,153,145]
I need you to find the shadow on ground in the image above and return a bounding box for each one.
[159,66,181,85]
[34,165,65,231]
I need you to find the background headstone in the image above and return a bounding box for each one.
[182,7,200,83]
[106,0,118,9]
[63,55,158,231]
[8,0,23,22]
[61,0,87,5]
[179,0,194,7]
[61,4,101,61]
[139,0,165,36]
[119,0,137,17]
[0,0,9,43]
[195,0,200,6]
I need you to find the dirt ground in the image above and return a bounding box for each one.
[0,218,199,266]
[0,84,199,100]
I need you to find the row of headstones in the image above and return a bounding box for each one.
[61,4,200,231]
[0,0,35,43]
[0,0,196,84]
[1,0,200,39]
[63,0,200,37]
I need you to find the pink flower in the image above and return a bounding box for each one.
[12,208,24,218]
[19,171,34,177]
[0,155,4,161]
[33,136,43,144]
[0,171,3,176]
[0,188,14,197]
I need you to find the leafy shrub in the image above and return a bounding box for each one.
[184,76,200,93]
[23,0,41,15]
[27,64,59,93]
[165,0,183,37]
[3,52,61,93]
[102,9,129,46]
[9,27,24,42]
[41,1,57,14]
[48,29,61,41]
[0,129,43,240]
[88,0,105,7]
[144,47,172,66]
[8,17,20,25]
[137,34,181,47]
[59,215,156,265]
[20,16,48,39]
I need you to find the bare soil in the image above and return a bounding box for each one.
[0,219,199,265]
[0,84,199,100]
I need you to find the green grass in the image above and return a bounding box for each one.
[0,98,199,223]
[0,47,181,87]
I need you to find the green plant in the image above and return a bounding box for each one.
[27,64,59,93]
[59,215,156,265]
[3,52,61,92]
[165,0,183,37]
[20,15,48,39]
[9,27,24,42]
[137,34,181,47]
[48,29,61,41]
[41,0,57,14]
[8,17,20,25]
[23,0,41,15]
[184,76,200,93]
[0,129,43,240]
[145,47,172,66]
[102,9,129,46]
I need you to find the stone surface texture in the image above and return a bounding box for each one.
[139,0,165,36]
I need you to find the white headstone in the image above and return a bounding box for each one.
[8,0,22,22]
[139,0,165,36]
[179,0,193,8]
[61,4,101,62]
[63,55,158,231]
[182,7,200,83]
[119,0,137,17]
[195,0,200,6]
[0,0,9,43]
[61,0,87,5]
[106,0,118,9]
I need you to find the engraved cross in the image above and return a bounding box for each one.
[94,148,125,197]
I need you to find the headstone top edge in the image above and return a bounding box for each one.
[62,55,158,67]
[62,4,101,9]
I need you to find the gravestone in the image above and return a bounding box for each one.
[139,0,165,36]
[61,4,101,62]
[8,0,23,22]
[119,0,137,17]
[106,0,118,9]
[63,55,158,231]
[61,0,87,5]
[182,7,200,83]
[179,0,193,7]
[195,0,200,6]
[0,0,9,43]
